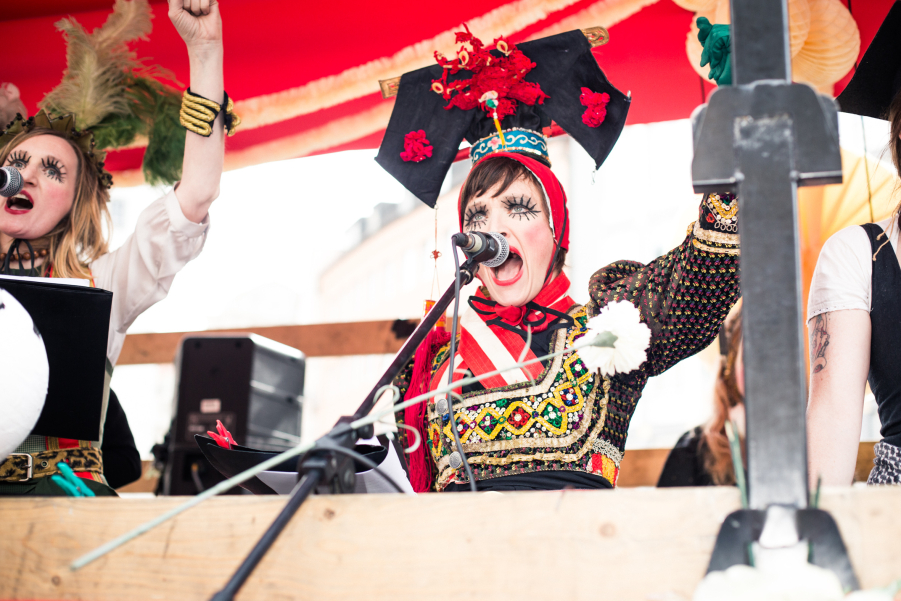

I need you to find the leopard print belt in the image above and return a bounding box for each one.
[0,447,103,482]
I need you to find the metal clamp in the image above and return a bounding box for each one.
[9,453,33,481]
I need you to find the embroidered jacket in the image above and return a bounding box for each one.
[394,193,740,491]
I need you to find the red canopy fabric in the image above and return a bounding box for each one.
[0,0,894,185]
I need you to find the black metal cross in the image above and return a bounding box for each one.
[692,0,858,588]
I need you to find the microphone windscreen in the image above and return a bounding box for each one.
[0,166,23,198]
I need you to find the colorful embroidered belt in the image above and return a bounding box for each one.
[0,447,103,482]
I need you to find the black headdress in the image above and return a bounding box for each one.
[836,1,901,120]
[376,27,631,207]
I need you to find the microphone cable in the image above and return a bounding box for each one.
[443,238,478,492]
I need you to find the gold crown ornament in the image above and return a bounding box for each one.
[0,110,114,189]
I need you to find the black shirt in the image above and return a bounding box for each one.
[657,426,715,487]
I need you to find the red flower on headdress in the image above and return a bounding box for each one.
[431,24,549,120]
[207,420,235,449]
[580,88,610,128]
[400,130,433,162]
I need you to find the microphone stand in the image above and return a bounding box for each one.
[209,258,478,601]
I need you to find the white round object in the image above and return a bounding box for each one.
[0,289,49,459]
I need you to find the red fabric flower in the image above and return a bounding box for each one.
[580,87,611,128]
[207,420,235,449]
[400,129,433,162]
[431,25,549,121]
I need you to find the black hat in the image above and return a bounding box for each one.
[837,1,901,120]
[376,27,631,207]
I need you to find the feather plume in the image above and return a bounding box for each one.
[41,0,152,130]
[37,0,184,185]
[92,0,152,53]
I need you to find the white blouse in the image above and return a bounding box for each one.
[93,189,209,365]
[807,216,900,321]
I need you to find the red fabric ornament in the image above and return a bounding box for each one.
[403,327,450,492]
[431,24,549,121]
[400,129,433,162]
[580,87,611,128]
[207,420,235,449]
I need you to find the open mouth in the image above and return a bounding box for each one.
[5,193,33,214]
[490,248,524,286]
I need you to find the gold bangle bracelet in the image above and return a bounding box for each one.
[179,89,241,137]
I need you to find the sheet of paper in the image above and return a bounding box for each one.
[257,471,299,495]
[0,274,89,287]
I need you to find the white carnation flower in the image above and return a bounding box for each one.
[693,564,845,601]
[576,301,651,377]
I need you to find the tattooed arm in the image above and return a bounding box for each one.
[806,309,871,486]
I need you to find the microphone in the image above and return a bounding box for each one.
[452,231,509,268]
[0,166,23,198]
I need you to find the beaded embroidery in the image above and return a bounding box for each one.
[705,192,738,233]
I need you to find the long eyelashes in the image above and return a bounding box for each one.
[41,157,66,183]
[502,195,539,220]
[7,150,29,168]
[464,202,487,230]
[5,151,66,183]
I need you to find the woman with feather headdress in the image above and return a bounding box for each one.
[0,0,233,495]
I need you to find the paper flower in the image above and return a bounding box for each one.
[400,130,433,162]
[431,26,549,121]
[207,420,235,450]
[580,87,610,128]
[577,301,651,376]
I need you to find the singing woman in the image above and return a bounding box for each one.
[376,27,741,492]
[0,0,232,495]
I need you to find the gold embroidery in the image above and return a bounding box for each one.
[693,238,741,255]
[432,310,619,482]
[692,220,740,246]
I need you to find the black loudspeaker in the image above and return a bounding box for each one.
[160,335,305,496]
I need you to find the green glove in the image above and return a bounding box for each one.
[697,17,732,86]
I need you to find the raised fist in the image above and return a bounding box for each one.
[168,0,222,50]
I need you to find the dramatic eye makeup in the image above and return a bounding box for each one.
[503,195,539,220]
[464,202,488,230]
[7,150,30,169]
[41,156,67,183]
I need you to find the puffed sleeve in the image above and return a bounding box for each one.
[807,225,873,321]
[586,193,741,376]
[91,188,210,365]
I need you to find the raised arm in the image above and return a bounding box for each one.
[168,0,225,223]
[806,309,871,486]
[586,193,741,376]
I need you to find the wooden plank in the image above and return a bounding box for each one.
[855,441,877,483]
[618,448,670,487]
[117,319,419,365]
[2,487,899,600]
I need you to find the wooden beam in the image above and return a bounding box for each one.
[117,319,419,365]
[3,487,900,600]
